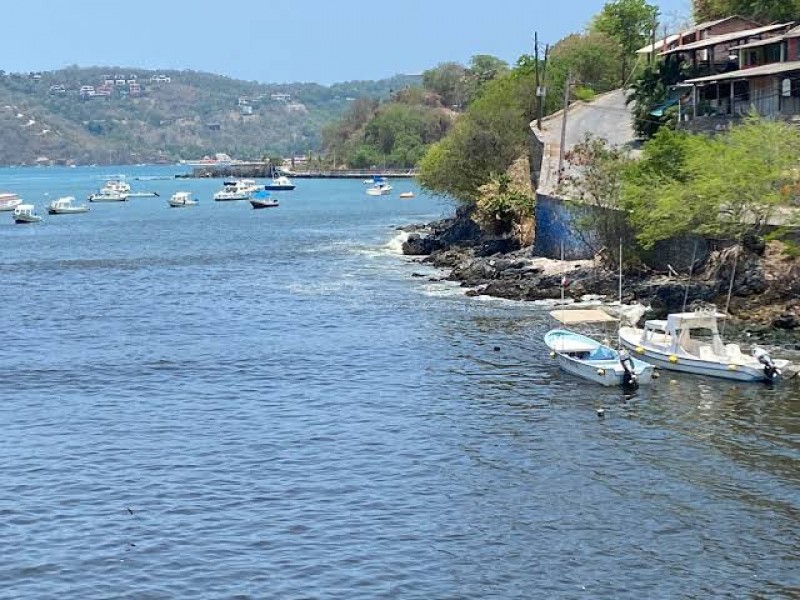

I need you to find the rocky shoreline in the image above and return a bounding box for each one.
[400,208,800,337]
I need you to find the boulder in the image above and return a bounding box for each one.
[772,313,799,330]
[402,233,438,256]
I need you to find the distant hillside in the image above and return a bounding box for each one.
[0,67,421,165]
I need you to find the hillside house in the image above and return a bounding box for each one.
[150,74,171,83]
[79,85,96,98]
[680,23,800,126]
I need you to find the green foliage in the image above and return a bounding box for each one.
[0,67,422,165]
[418,72,532,203]
[693,0,800,23]
[781,240,800,259]
[622,117,800,247]
[322,91,452,169]
[475,173,535,235]
[626,59,683,138]
[591,0,659,82]
[422,62,469,109]
[548,32,623,92]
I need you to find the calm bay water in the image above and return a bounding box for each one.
[0,166,798,599]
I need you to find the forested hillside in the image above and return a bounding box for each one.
[0,67,420,165]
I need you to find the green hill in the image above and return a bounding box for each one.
[0,66,420,165]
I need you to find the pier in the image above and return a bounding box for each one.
[186,164,418,179]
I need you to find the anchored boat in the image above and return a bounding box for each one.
[619,311,789,382]
[48,196,89,214]
[545,309,654,389]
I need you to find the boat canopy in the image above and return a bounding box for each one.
[666,312,725,331]
[549,309,617,325]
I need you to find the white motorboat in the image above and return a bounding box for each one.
[545,309,654,389]
[13,204,42,223]
[214,179,260,201]
[101,177,131,195]
[168,192,198,207]
[619,311,790,382]
[48,196,89,214]
[89,190,128,202]
[366,178,392,196]
[0,193,22,211]
[263,175,295,191]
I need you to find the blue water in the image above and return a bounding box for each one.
[0,166,798,599]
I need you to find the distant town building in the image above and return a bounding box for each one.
[48,84,66,96]
[150,74,171,83]
[270,92,291,102]
[240,105,253,116]
[79,85,96,98]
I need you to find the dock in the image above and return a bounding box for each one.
[184,165,418,179]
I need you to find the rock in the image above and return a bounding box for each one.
[450,257,501,284]
[402,233,438,256]
[772,313,799,330]
[475,237,520,257]
[427,248,473,268]
[742,233,766,256]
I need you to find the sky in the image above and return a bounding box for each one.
[1,0,691,85]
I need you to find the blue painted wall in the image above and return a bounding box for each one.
[533,194,598,259]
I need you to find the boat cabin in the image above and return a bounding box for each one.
[642,312,730,358]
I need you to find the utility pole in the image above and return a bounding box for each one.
[557,73,572,183]
[533,33,550,130]
[534,32,541,129]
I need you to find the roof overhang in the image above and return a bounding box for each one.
[684,60,800,84]
[661,22,793,56]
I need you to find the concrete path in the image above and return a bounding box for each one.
[534,89,636,197]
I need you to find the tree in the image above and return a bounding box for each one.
[622,117,800,247]
[694,0,800,23]
[418,72,532,203]
[422,62,468,108]
[548,31,623,93]
[625,58,683,138]
[592,0,659,83]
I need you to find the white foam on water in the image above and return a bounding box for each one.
[385,231,410,255]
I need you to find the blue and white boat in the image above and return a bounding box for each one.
[545,309,654,388]
[366,176,392,196]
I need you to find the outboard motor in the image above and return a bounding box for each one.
[752,346,780,380]
[619,349,638,390]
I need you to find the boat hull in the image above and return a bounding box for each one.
[545,329,654,387]
[14,216,41,224]
[250,199,279,209]
[263,184,295,191]
[89,195,128,202]
[48,206,89,214]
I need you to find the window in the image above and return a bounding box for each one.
[765,44,781,64]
